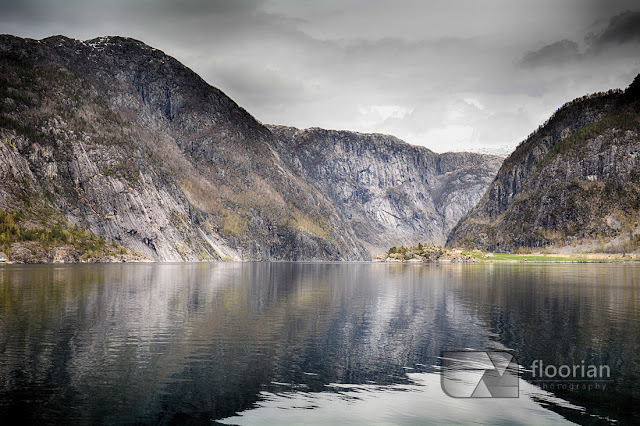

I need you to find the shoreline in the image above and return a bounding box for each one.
[375,245,640,264]
[3,257,640,265]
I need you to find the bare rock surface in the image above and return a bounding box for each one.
[448,76,640,253]
[0,34,501,261]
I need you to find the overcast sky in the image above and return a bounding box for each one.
[2,0,640,153]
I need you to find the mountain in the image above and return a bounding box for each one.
[447,75,640,253]
[268,126,502,253]
[0,34,501,262]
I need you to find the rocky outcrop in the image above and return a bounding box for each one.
[268,126,502,252]
[0,34,501,262]
[448,75,640,252]
[374,244,476,263]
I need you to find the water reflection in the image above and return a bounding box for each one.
[0,263,638,423]
[453,264,640,423]
[222,374,579,425]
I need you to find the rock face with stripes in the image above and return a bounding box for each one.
[447,75,640,253]
[268,126,502,253]
[0,34,501,262]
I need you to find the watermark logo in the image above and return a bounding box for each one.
[531,360,609,380]
[531,360,611,392]
[441,351,519,398]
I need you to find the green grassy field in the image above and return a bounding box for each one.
[461,251,639,262]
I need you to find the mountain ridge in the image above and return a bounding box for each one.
[0,34,501,262]
[447,75,640,253]
[268,124,503,252]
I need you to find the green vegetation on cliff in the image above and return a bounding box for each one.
[447,74,640,254]
[0,209,142,262]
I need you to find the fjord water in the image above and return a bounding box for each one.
[0,263,638,424]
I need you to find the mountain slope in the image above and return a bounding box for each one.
[0,34,501,262]
[0,34,369,261]
[447,75,640,253]
[268,126,503,252]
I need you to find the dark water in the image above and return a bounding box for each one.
[0,262,638,424]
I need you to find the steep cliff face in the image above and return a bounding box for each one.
[448,76,640,252]
[0,34,501,262]
[0,35,367,261]
[268,126,502,252]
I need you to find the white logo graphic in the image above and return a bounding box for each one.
[441,351,519,398]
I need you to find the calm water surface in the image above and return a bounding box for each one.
[0,262,638,424]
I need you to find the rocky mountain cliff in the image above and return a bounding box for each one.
[268,126,502,252]
[0,34,501,262]
[448,75,640,253]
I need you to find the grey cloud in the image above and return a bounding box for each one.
[588,10,640,46]
[152,0,267,15]
[517,10,640,72]
[520,40,581,68]
[210,62,308,107]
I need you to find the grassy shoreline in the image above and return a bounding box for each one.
[377,244,640,263]
[461,250,640,263]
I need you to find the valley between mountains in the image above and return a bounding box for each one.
[0,35,501,262]
[1,34,638,262]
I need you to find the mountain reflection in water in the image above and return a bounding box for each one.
[0,263,638,424]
